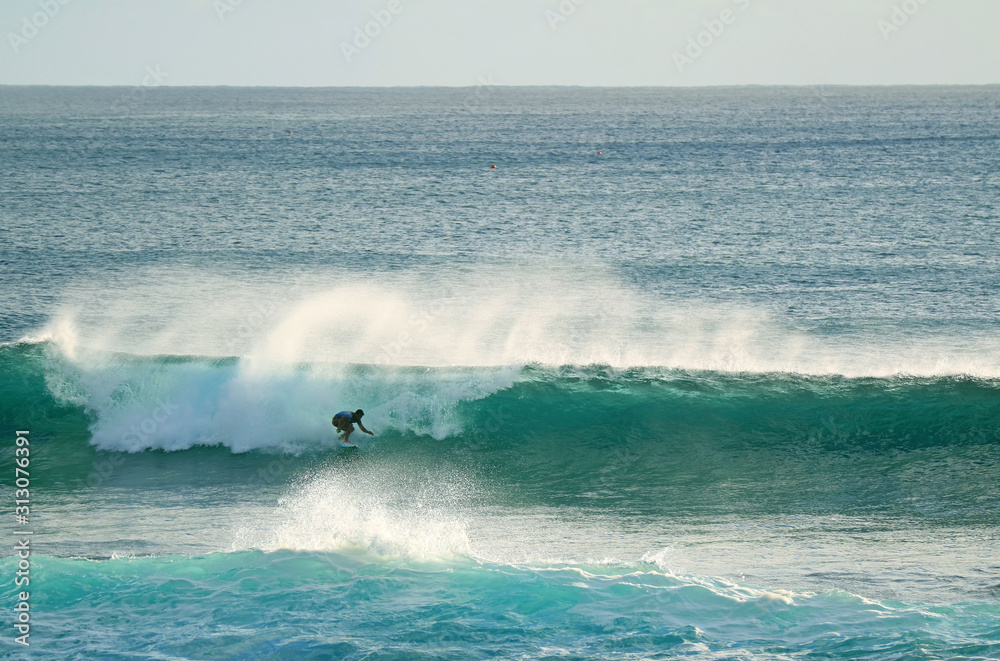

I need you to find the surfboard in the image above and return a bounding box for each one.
[338,441,357,448]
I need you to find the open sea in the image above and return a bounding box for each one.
[1,85,999,660]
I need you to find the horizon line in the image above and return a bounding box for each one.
[2,82,999,90]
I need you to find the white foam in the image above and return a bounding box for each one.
[257,463,475,561]
[29,262,1000,378]
[21,314,80,360]
[641,547,681,575]
[50,356,515,452]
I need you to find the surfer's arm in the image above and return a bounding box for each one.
[358,422,375,435]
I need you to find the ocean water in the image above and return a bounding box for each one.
[1,86,999,659]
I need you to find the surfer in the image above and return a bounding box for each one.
[332,409,374,447]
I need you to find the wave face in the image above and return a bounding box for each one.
[5,341,1000,524]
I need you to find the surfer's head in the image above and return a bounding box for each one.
[355,409,364,418]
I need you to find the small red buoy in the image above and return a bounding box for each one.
[490,164,497,169]
[597,151,602,155]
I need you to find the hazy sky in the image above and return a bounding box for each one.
[1,0,998,87]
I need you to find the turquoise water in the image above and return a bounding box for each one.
[7,550,1000,660]
[2,86,1000,659]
